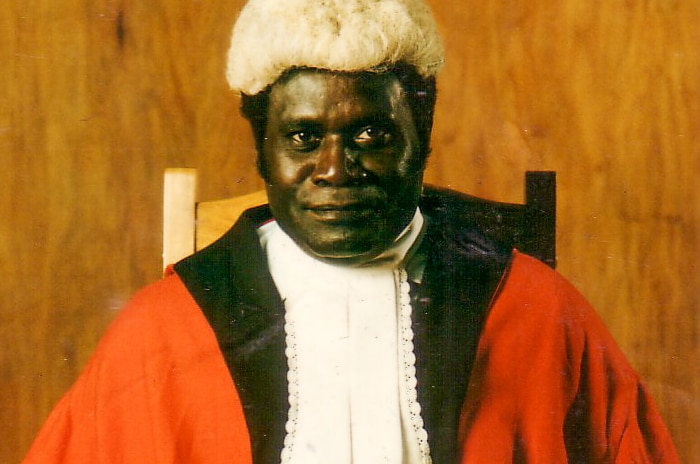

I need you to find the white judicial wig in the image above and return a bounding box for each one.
[226,0,445,95]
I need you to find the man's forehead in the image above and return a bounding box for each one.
[269,70,404,119]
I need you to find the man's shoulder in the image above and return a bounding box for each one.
[492,252,625,358]
[419,184,482,217]
[419,185,515,252]
[100,274,210,351]
[64,273,222,403]
[500,252,590,314]
[419,185,514,272]
[173,202,283,325]
[420,184,501,216]
[172,203,273,299]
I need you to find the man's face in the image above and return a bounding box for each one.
[260,69,425,264]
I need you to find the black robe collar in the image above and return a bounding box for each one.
[174,187,512,464]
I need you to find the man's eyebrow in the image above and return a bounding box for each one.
[280,119,324,132]
[341,111,398,129]
[357,113,395,125]
[280,108,394,124]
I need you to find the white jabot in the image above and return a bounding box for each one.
[259,209,431,464]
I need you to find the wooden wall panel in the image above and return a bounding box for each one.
[1,0,697,462]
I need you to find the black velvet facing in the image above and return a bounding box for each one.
[174,189,511,464]
[174,206,289,464]
[412,200,512,463]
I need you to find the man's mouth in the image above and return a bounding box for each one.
[304,202,379,223]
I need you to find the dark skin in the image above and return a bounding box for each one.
[260,69,425,264]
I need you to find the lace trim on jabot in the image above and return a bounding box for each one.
[398,268,432,463]
[280,313,299,462]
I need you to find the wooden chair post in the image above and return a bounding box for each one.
[525,171,556,268]
[162,168,197,270]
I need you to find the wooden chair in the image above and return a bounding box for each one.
[162,168,556,269]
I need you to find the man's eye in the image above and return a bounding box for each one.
[353,126,392,148]
[289,131,320,148]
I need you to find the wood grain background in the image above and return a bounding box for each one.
[1,0,697,462]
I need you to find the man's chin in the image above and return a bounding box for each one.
[299,238,387,266]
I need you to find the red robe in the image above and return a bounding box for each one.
[23,252,678,463]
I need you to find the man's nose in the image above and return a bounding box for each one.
[311,136,360,186]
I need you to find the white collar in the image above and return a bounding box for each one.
[257,207,427,278]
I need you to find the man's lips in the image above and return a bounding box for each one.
[296,186,387,223]
[303,202,380,223]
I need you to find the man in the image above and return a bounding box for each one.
[24,0,679,462]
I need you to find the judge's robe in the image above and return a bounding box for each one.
[23,191,679,464]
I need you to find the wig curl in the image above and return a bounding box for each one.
[226,0,445,95]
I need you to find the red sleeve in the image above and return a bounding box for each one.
[458,252,679,463]
[22,275,253,464]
